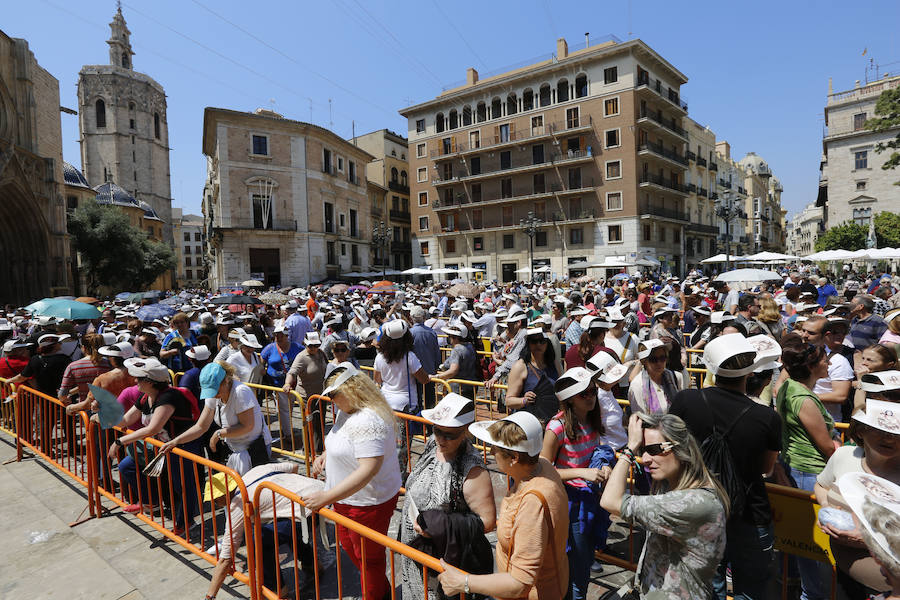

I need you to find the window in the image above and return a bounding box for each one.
[605,129,620,148]
[418,191,428,206]
[194,232,201,242]
[323,148,332,173]
[153,113,161,139]
[471,184,482,202]
[523,89,534,111]
[533,173,545,193]
[643,224,651,241]
[436,113,445,133]
[339,213,346,228]
[185,256,192,267]
[569,197,582,216]
[326,241,336,264]
[499,124,510,142]
[470,156,481,175]
[442,137,452,155]
[449,109,458,129]
[535,231,548,246]
[476,102,486,122]
[855,151,868,170]
[604,97,619,116]
[184,232,191,241]
[446,239,456,253]
[351,244,359,265]
[442,163,453,180]
[539,84,551,107]
[401,170,407,186]
[575,74,587,98]
[129,118,135,130]
[856,181,867,191]
[469,130,480,149]
[416,143,426,158]
[341,243,347,256]
[419,216,429,231]
[606,160,622,179]
[474,236,484,251]
[491,98,502,119]
[95,99,106,128]
[502,206,513,226]
[608,225,622,242]
[566,107,579,129]
[252,194,273,229]
[568,168,582,189]
[557,79,569,103]
[853,113,867,131]
[500,151,511,170]
[348,161,357,183]
[462,106,472,126]
[416,119,425,133]
[392,195,400,210]
[184,246,191,255]
[534,201,546,221]
[337,156,344,173]
[853,207,872,227]
[501,178,513,198]
[606,191,623,211]
[417,167,427,182]
[195,245,201,255]
[570,228,583,244]
[673,228,681,243]
[349,209,358,237]
[604,66,618,84]
[503,234,514,249]
[472,209,482,228]
[659,227,666,242]
[185,269,193,280]
[420,241,430,256]
[324,202,334,233]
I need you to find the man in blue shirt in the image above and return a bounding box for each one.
[816,276,838,307]
[410,306,440,409]
[282,301,312,349]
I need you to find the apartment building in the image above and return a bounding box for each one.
[820,74,900,229]
[738,152,785,252]
[787,202,825,257]
[400,36,692,280]
[683,118,721,270]
[352,129,413,271]
[712,142,751,256]
[172,208,206,288]
[201,108,374,288]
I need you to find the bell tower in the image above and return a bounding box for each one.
[107,2,134,70]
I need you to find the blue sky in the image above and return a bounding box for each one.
[6,0,899,218]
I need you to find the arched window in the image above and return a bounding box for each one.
[449,109,458,129]
[575,74,588,98]
[475,102,486,123]
[523,89,534,111]
[557,78,569,102]
[539,84,551,107]
[95,99,106,128]
[462,106,472,126]
[490,97,501,120]
[128,102,135,111]
[391,167,399,183]
[121,52,129,68]
[436,112,445,133]
[153,112,161,139]
[400,170,408,186]
[506,94,517,115]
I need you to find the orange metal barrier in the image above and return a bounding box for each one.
[0,377,16,437]
[246,382,311,474]
[253,481,465,600]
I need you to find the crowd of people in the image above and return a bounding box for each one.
[1,264,899,600]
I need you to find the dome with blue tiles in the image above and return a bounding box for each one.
[94,181,141,208]
[139,200,162,221]
[63,161,91,188]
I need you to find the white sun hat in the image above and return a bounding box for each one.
[420,393,476,427]
[585,352,629,384]
[321,362,361,397]
[859,370,900,393]
[382,319,409,339]
[837,472,900,567]
[746,334,782,372]
[185,344,211,361]
[468,411,543,457]
[851,398,900,434]
[554,367,595,401]
[98,341,135,359]
[637,338,666,360]
[702,333,758,377]
[442,324,468,338]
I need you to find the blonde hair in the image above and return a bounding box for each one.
[757,296,781,324]
[486,420,538,464]
[325,370,397,433]
[216,360,237,379]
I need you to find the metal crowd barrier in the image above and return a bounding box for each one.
[0,376,17,437]
[245,382,311,474]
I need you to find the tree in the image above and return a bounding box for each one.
[875,211,900,248]
[865,87,900,184]
[814,221,867,252]
[68,203,175,293]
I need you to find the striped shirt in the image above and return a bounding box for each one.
[59,357,110,398]
[849,314,888,351]
[546,411,600,489]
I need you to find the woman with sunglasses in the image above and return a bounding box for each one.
[541,367,616,600]
[506,328,560,426]
[600,412,728,600]
[777,333,836,600]
[814,399,900,599]
[399,393,496,600]
[300,363,401,600]
[852,344,898,414]
[628,339,684,415]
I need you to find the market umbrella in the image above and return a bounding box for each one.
[611,273,631,281]
[241,279,265,287]
[209,295,262,305]
[135,303,177,322]
[128,291,163,303]
[714,269,782,283]
[347,285,369,293]
[32,298,101,320]
[701,253,745,264]
[328,283,349,294]
[159,296,183,306]
[75,296,99,305]
[447,282,480,298]
[371,280,395,288]
[258,291,290,305]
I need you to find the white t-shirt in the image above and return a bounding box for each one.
[597,389,627,449]
[816,445,866,509]
[374,351,422,411]
[204,382,270,452]
[812,351,854,422]
[226,351,260,383]
[325,407,401,506]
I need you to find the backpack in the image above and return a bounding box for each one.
[698,389,752,517]
[173,386,203,422]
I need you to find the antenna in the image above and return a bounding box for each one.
[268,98,276,112]
[309,99,313,122]
[328,98,334,131]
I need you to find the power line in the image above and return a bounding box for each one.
[429,0,488,69]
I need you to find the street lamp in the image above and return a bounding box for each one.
[519,211,543,284]
[372,220,390,280]
[715,192,741,272]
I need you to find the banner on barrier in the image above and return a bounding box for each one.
[770,492,835,565]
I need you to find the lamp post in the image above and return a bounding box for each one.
[520,211,543,284]
[715,192,741,272]
[372,220,390,280]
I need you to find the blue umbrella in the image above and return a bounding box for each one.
[89,384,124,429]
[611,273,631,281]
[32,298,101,320]
[24,297,56,313]
[115,292,133,300]
[136,303,176,322]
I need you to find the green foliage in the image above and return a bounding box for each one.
[865,87,900,183]
[814,221,867,252]
[67,203,175,293]
[875,211,900,248]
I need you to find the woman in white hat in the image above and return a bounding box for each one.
[399,393,496,600]
[440,411,569,599]
[373,319,430,413]
[628,339,684,414]
[225,333,263,384]
[814,399,900,597]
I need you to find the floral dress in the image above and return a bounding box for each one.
[620,487,726,600]
[399,438,483,600]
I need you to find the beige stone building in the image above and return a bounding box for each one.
[738,152,786,252]
[683,118,721,269]
[202,108,374,288]
[352,129,412,271]
[787,202,825,257]
[172,208,205,288]
[713,142,751,256]
[77,6,174,245]
[0,30,71,304]
[400,36,691,280]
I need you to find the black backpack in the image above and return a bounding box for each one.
[698,390,752,517]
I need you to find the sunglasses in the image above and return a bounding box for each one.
[647,354,667,364]
[433,427,465,440]
[643,441,677,456]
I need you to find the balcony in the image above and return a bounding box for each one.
[634,75,689,112]
[696,156,707,168]
[687,183,697,193]
[687,223,720,234]
[697,187,708,197]
[709,161,718,172]
[432,181,597,211]
[639,173,689,196]
[431,150,594,186]
[686,150,696,162]
[389,209,411,222]
[757,234,769,243]
[710,192,718,200]
[434,208,598,237]
[430,117,594,159]
[740,235,750,243]
[719,179,732,189]
[391,241,412,252]
[737,186,746,195]
[371,205,383,217]
[639,201,688,221]
[388,180,409,194]
[550,208,597,223]
[637,140,688,167]
[637,108,688,140]
[226,218,298,232]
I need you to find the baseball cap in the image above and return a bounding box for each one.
[38,333,69,348]
[124,357,170,383]
[420,393,476,428]
[198,362,227,400]
[468,411,543,457]
[702,333,758,377]
[554,367,595,401]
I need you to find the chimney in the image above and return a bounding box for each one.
[466,67,479,86]
[828,77,833,95]
[715,141,731,161]
[557,37,568,59]
[585,32,590,48]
